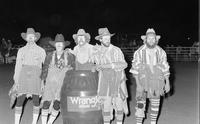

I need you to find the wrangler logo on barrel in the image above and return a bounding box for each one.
[67,96,100,112]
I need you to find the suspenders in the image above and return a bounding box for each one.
[140,48,160,65]
[142,50,146,64]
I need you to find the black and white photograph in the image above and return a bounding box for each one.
[0,0,198,124]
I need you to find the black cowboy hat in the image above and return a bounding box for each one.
[49,34,70,47]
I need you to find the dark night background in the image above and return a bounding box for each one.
[0,0,198,47]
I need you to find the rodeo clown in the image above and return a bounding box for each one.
[12,28,46,124]
[94,28,129,124]
[71,28,96,70]
[130,28,170,124]
[40,34,75,124]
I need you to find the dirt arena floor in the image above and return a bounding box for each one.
[0,62,198,124]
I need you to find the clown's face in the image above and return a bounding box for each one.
[77,36,86,46]
[55,42,65,52]
[26,34,36,43]
[101,35,111,47]
[146,34,157,49]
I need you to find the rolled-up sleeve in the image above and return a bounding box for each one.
[160,51,170,77]
[129,50,140,76]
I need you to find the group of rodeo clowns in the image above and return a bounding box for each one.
[9,27,170,124]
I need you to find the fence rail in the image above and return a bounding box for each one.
[121,47,199,62]
[0,46,199,64]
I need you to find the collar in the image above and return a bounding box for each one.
[25,42,37,49]
[101,44,113,51]
[77,42,90,49]
[144,44,158,51]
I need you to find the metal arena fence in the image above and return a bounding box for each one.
[121,47,199,62]
[0,46,199,64]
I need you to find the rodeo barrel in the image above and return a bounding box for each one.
[60,70,103,124]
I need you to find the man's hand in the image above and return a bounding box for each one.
[91,66,97,72]
[13,83,19,92]
[9,83,18,96]
[41,80,45,93]
[164,77,170,93]
[164,83,170,93]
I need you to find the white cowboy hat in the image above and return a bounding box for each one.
[21,28,41,42]
[141,28,161,41]
[72,29,91,41]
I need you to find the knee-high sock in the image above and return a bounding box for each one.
[135,98,146,124]
[41,109,49,124]
[32,106,40,124]
[15,106,22,124]
[150,98,160,124]
[103,111,111,124]
[136,116,143,124]
[47,109,59,124]
[116,110,123,124]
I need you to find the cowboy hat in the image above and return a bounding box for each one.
[72,29,91,41]
[49,34,70,47]
[95,27,115,40]
[141,28,161,41]
[21,28,41,42]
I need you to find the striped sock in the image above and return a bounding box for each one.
[32,106,40,124]
[116,110,123,124]
[136,117,143,124]
[135,97,145,124]
[150,98,160,124]
[41,109,49,124]
[103,111,111,124]
[47,109,59,124]
[15,106,22,124]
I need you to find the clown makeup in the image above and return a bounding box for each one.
[77,36,86,46]
[101,35,111,47]
[55,42,65,52]
[146,34,157,49]
[26,34,36,43]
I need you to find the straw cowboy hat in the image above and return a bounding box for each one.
[49,34,70,47]
[21,28,41,42]
[72,29,91,41]
[95,27,115,40]
[141,28,161,41]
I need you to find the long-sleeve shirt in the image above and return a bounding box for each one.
[130,44,170,77]
[95,44,128,97]
[13,43,46,83]
[95,44,127,71]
